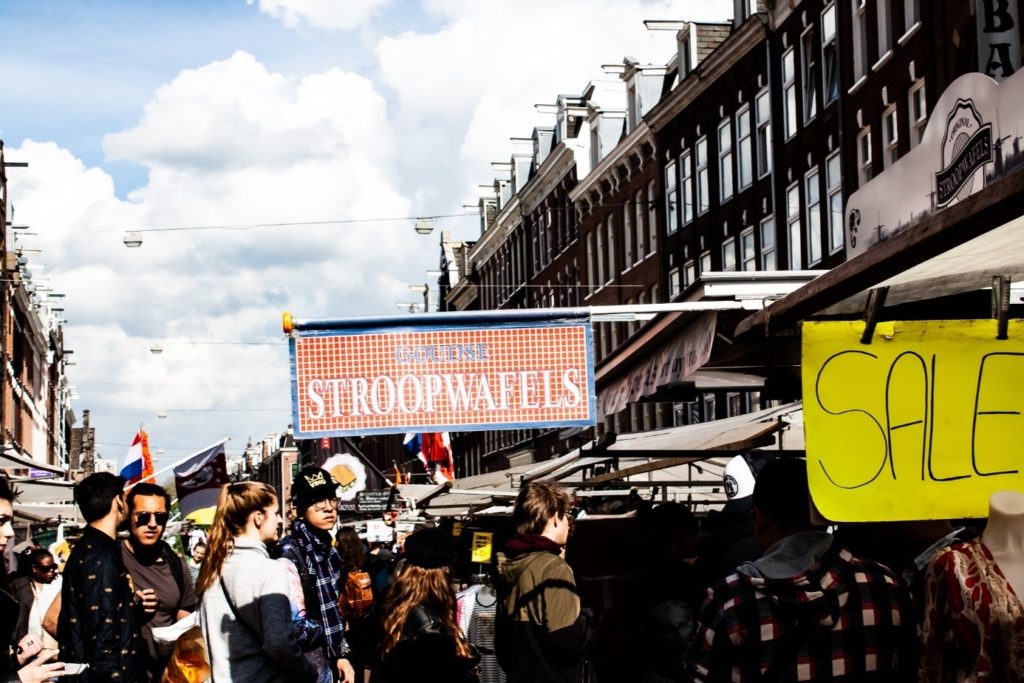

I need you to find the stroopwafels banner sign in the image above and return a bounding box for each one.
[286,310,596,437]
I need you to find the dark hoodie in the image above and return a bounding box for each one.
[684,532,917,682]
[495,535,595,683]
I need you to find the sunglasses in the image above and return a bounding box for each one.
[33,565,57,573]
[133,511,169,526]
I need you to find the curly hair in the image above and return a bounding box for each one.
[380,562,472,659]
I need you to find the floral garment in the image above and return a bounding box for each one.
[919,539,1024,682]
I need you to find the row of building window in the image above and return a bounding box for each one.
[856,79,927,188]
[853,0,922,84]
[585,181,658,296]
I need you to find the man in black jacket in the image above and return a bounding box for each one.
[58,473,146,683]
[496,481,594,683]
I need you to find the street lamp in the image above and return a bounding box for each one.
[408,284,429,312]
[149,344,163,355]
[123,231,143,248]
[395,302,424,314]
[414,218,435,235]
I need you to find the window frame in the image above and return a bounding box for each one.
[721,235,737,272]
[755,87,772,178]
[623,199,634,271]
[647,180,658,255]
[695,136,710,215]
[786,181,803,269]
[804,166,823,266]
[634,189,645,262]
[606,213,616,285]
[826,151,844,254]
[760,215,777,270]
[668,266,682,299]
[736,105,753,191]
[680,147,694,224]
[877,0,892,59]
[882,104,899,168]
[852,0,868,82]
[821,3,839,107]
[740,227,757,271]
[718,116,734,203]
[782,47,798,140]
[595,221,606,288]
[665,159,679,236]
[801,25,819,123]
[909,81,927,149]
[857,126,873,187]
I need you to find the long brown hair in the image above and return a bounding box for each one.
[195,482,277,597]
[380,562,472,658]
[335,526,365,573]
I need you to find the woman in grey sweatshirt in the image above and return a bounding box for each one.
[196,482,317,683]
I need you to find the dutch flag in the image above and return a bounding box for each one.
[120,430,154,486]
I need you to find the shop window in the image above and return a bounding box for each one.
[680,148,694,224]
[883,105,899,168]
[909,81,927,148]
[782,47,797,140]
[647,180,658,255]
[761,216,777,270]
[826,151,844,253]
[801,27,818,123]
[853,0,868,82]
[695,137,710,215]
[741,228,757,271]
[737,106,753,190]
[787,182,803,269]
[755,87,772,177]
[821,3,839,106]
[665,159,679,236]
[722,236,737,271]
[805,167,822,265]
[606,214,616,284]
[623,200,634,270]
[669,267,682,299]
[857,127,873,187]
[634,189,645,262]
[719,117,734,203]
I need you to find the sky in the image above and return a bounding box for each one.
[0,0,732,472]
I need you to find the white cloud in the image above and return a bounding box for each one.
[7,51,427,466]
[377,0,734,220]
[247,0,390,31]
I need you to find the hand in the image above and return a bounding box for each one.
[137,588,158,614]
[17,649,64,682]
[337,658,355,683]
[15,634,42,665]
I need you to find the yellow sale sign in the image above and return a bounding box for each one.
[471,532,494,564]
[802,319,1024,521]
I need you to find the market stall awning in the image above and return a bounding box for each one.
[0,450,65,476]
[604,402,801,457]
[12,479,76,504]
[14,502,80,522]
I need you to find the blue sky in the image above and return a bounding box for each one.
[0,0,731,472]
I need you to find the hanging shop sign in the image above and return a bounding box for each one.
[356,489,394,513]
[287,310,596,437]
[977,0,1021,80]
[845,68,1024,259]
[470,531,494,564]
[597,312,716,418]
[802,319,1024,522]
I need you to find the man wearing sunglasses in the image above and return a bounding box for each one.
[120,482,197,682]
[12,548,61,650]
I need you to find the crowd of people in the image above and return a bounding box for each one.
[0,457,1018,682]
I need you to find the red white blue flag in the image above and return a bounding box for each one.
[120,430,154,486]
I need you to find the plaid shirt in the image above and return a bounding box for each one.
[684,540,916,682]
[276,520,350,661]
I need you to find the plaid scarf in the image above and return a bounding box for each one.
[279,519,349,660]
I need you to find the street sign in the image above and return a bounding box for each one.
[287,310,596,437]
[356,489,393,513]
[802,319,1024,521]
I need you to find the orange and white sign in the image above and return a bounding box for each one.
[288,312,596,437]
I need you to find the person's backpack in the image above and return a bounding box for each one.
[338,571,374,617]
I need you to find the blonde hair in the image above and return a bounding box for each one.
[195,482,277,597]
[380,563,472,658]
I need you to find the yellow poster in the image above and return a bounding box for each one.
[802,319,1024,522]
[470,531,493,563]
[452,521,463,537]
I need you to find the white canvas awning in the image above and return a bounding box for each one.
[14,502,80,522]
[0,450,65,476]
[12,479,76,504]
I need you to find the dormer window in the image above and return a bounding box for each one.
[679,34,693,77]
